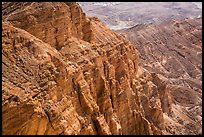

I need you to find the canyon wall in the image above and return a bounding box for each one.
[2,2,201,135]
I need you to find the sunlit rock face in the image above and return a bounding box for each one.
[2,2,202,135]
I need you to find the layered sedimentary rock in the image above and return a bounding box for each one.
[118,18,202,134]
[2,2,201,135]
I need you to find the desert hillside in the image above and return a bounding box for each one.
[117,17,202,134]
[79,2,202,30]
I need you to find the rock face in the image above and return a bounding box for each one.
[118,18,202,134]
[2,2,201,135]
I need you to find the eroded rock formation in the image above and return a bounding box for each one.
[2,2,202,135]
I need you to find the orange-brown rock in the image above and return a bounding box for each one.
[2,2,201,135]
[2,2,155,135]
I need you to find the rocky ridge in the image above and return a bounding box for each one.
[2,2,201,135]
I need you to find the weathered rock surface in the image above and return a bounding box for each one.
[118,18,202,135]
[2,2,201,135]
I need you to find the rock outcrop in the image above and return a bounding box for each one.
[2,2,201,135]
